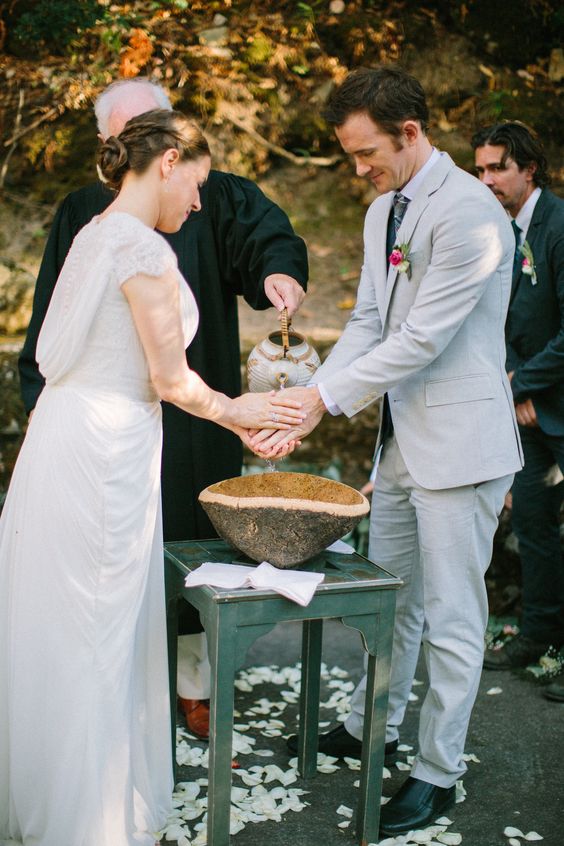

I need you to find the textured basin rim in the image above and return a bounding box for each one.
[199,487,370,517]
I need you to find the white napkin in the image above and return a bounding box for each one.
[325,538,355,554]
[185,561,324,607]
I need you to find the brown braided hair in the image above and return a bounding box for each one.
[97,108,210,191]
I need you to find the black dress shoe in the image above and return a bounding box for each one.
[543,678,564,702]
[483,634,552,670]
[286,723,398,765]
[379,776,456,836]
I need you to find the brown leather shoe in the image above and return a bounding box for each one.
[179,697,210,739]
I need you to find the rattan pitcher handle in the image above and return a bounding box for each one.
[280,308,291,356]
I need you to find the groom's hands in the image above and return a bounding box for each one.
[249,386,327,455]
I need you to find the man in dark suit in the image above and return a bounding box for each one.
[473,122,564,696]
[18,78,308,735]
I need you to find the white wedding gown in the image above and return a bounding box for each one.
[0,212,198,846]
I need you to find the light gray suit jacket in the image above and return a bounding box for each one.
[314,153,523,490]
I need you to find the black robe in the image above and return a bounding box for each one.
[19,171,308,629]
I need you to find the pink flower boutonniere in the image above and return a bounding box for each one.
[389,243,412,278]
[519,240,537,285]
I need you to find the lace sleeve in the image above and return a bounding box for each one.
[112,225,177,288]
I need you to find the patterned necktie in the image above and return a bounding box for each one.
[511,219,522,277]
[393,193,410,236]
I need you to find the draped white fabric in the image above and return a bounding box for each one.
[0,212,198,846]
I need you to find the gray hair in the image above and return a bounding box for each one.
[94,78,172,137]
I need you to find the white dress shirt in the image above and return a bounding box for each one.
[512,186,541,244]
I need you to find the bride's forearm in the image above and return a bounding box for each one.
[155,368,235,429]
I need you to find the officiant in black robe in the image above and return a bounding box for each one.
[19,170,308,546]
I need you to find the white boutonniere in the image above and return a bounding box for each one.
[519,240,537,285]
[389,243,412,279]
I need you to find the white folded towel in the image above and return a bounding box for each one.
[184,561,324,607]
[325,538,355,554]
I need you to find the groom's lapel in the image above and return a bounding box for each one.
[381,153,455,325]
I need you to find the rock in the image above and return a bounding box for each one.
[198,26,229,46]
[199,472,369,568]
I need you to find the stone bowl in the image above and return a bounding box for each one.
[198,471,370,569]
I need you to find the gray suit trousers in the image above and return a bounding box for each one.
[345,435,512,787]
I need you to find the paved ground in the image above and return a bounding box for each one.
[169,619,563,846]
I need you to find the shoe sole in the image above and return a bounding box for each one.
[543,692,564,702]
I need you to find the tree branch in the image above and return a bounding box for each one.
[222,112,341,168]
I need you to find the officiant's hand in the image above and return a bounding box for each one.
[229,389,306,431]
[264,274,305,317]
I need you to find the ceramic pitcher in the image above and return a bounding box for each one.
[246,309,320,392]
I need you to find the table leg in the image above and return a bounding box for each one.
[343,597,396,845]
[297,618,323,779]
[205,606,238,846]
[165,588,180,782]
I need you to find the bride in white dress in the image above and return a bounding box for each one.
[0,109,303,846]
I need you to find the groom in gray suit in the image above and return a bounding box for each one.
[258,67,523,834]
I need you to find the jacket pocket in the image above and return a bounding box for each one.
[425,373,494,407]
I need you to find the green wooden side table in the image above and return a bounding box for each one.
[165,538,402,846]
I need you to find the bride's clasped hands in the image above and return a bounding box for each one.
[228,389,307,458]
[246,385,327,458]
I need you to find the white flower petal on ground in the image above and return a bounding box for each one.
[383,766,392,779]
[408,692,419,702]
[409,828,433,842]
[486,687,503,695]
[163,822,190,840]
[344,756,361,770]
[338,820,352,828]
[317,762,340,773]
[253,749,275,757]
[230,786,249,802]
[436,833,462,845]
[462,753,480,763]
[174,782,201,800]
[396,760,411,771]
[336,804,354,817]
[281,690,300,703]
[435,817,453,825]
[328,665,350,678]
[422,825,448,837]
[398,744,414,752]
[412,678,424,686]
[262,764,287,783]
[524,833,543,841]
[504,827,525,837]
[234,679,253,691]
[455,780,467,804]
[509,839,521,846]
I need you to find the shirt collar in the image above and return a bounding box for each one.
[400,147,441,202]
[513,186,542,239]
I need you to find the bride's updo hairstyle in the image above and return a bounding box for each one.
[97,108,210,192]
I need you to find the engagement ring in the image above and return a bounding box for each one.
[271,412,279,423]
